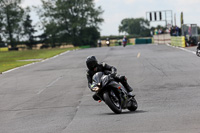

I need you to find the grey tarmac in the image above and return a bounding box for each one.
[0,44,200,133]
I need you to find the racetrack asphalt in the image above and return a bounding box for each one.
[0,44,200,133]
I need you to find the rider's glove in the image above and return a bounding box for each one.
[110,73,116,78]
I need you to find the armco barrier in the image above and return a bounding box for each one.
[0,47,8,51]
[171,36,185,47]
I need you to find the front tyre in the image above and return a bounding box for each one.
[103,91,122,114]
[196,50,200,57]
[127,97,138,111]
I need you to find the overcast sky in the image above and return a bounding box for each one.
[21,0,200,36]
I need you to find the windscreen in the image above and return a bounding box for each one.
[92,72,103,84]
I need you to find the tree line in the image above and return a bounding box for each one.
[1,0,178,49]
[118,18,151,37]
[0,0,104,49]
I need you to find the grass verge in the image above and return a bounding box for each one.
[0,47,79,73]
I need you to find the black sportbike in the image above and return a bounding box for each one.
[196,48,200,57]
[196,42,200,57]
[91,72,138,114]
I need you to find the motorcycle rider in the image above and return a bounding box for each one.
[97,39,102,47]
[197,42,200,50]
[106,38,110,47]
[122,36,127,46]
[86,56,134,100]
[196,42,200,57]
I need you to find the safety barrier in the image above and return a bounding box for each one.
[171,36,185,47]
[101,38,153,46]
[135,38,152,44]
[0,47,8,51]
[153,34,171,44]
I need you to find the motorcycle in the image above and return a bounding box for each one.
[123,41,127,47]
[106,40,110,47]
[196,42,200,57]
[122,37,127,47]
[91,72,138,114]
[97,39,102,47]
[196,48,200,57]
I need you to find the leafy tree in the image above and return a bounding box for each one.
[119,18,150,37]
[0,0,25,48]
[23,14,36,49]
[198,26,200,35]
[0,36,3,44]
[43,22,59,47]
[37,0,104,46]
[78,26,100,47]
[0,9,3,34]
[0,15,3,43]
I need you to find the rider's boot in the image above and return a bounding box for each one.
[124,83,134,97]
[93,93,101,101]
[118,75,134,97]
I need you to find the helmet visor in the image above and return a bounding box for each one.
[87,61,97,70]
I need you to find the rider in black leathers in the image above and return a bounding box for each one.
[197,42,200,50]
[86,56,134,100]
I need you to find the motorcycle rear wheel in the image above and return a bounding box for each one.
[103,91,122,114]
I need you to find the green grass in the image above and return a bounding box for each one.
[0,47,79,73]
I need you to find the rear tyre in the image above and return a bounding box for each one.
[127,97,138,111]
[103,91,122,114]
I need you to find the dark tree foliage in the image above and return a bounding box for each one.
[0,0,24,48]
[37,0,104,46]
[23,14,37,49]
[78,26,100,47]
[119,18,150,37]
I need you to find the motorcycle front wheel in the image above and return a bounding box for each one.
[103,91,122,114]
[127,97,138,111]
[196,50,200,57]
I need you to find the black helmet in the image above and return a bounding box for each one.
[86,56,98,70]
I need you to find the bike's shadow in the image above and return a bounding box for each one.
[101,110,147,115]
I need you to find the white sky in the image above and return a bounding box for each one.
[21,0,200,36]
